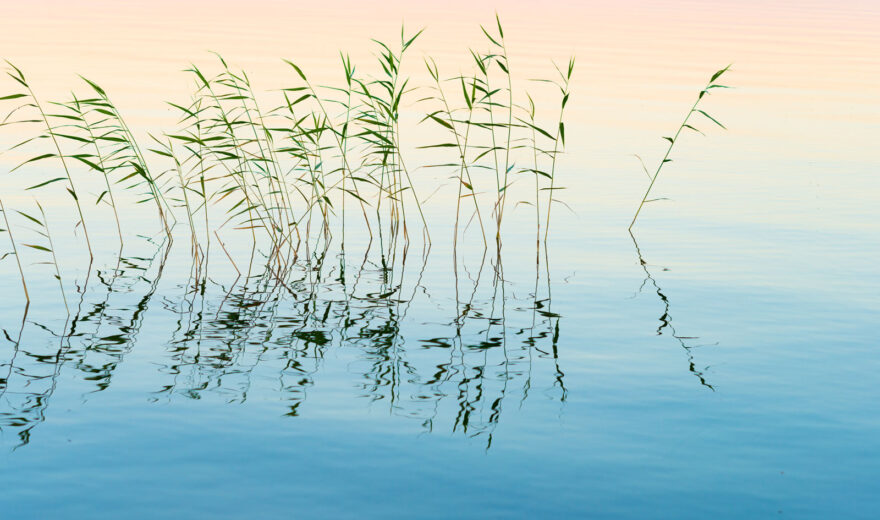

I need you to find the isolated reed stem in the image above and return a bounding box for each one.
[629,65,731,230]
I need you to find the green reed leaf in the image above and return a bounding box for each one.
[16,211,43,227]
[283,60,308,82]
[710,64,732,83]
[26,177,68,190]
[480,26,501,47]
[12,153,56,171]
[697,109,726,129]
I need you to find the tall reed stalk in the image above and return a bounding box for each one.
[17,203,68,313]
[423,58,487,248]
[54,94,125,252]
[629,65,731,230]
[478,15,514,244]
[79,78,176,239]
[0,198,29,303]
[4,62,94,261]
[541,58,574,242]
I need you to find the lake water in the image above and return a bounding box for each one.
[1,1,878,518]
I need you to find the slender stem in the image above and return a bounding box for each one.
[75,99,124,252]
[432,71,487,247]
[628,94,702,230]
[498,38,513,235]
[29,87,94,260]
[543,105,566,242]
[0,198,29,303]
[293,68,373,240]
[37,204,69,314]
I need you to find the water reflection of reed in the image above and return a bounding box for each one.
[0,239,566,449]
[630,231,715,390]
[0,239,170,447]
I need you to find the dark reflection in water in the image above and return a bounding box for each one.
[0,240,172,447]
[630,231,715,390]
[0,238,568,449]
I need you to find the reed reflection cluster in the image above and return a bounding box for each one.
[0,234,565,449]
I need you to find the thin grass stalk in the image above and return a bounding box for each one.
[453,79,477,251]
[629,65,731,230]
[0,198,29,304]
[236,75,294,268]
[370,34,406,250]
[340,53,354,251]
[34,202,69,313]
[283,60,374,241]
[479,16,514,242]
[166,139,200,261]
[214,229,240,276]
[379,28,430,244]
[80,78,175,239]
[65,94,125,252]
[424,59,487,248]
[190,66,276,256]
[227,65,298,264]
[525,94,541,259]
[390,29,431,244]
[6,63,94,261]
[190,116,212,274]
[543,57,574,242]
[340,55,352,250]
[470,50,504,235]
[165,97,212,273]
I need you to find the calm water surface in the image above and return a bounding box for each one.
[0,1,878,518]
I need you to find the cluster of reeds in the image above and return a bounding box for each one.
[420,18,574,253]
[0,18,574,308]
[1,18,731,314]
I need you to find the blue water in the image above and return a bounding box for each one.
[1,205,877,518]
